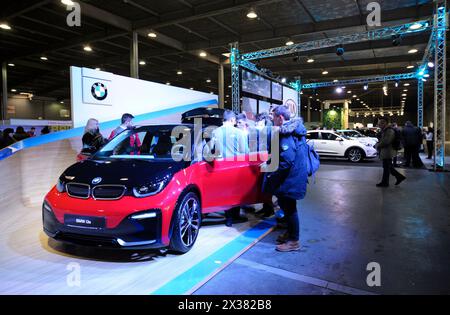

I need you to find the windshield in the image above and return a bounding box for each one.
[94,127,192,161]
[340,130,363,138]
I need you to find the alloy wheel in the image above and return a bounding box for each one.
[179,197,201,247]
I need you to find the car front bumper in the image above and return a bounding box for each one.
[43,203,164,249]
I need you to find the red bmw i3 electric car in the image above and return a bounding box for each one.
[43,124,268,253]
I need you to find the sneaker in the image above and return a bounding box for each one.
[276,240,300,252]
[276,232,289,244]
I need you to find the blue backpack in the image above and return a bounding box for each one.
[305,142,320,177]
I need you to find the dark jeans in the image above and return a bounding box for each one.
[381,158,404,185]
[404,145,423,167]
[426,141,434,159]
[277,197,299,241]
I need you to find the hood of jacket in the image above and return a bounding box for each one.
[279,118,307,138]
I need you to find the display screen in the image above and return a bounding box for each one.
[242,70,270,98]
[272,82,282,100]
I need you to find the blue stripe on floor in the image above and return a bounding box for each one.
[151,218,275,295]
[0,99,217,162]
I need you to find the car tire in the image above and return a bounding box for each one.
[169,191,202,254]
[347,147,364,163]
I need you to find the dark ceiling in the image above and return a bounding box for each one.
[0,0,441,112]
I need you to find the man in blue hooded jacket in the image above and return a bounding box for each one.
[262,106,309,252]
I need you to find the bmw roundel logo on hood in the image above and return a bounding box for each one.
[92,177,102,185]
[91,82,108,100]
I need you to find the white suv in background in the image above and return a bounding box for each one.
[306,130,378,163]
[337,129,378,146]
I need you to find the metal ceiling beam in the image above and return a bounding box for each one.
[268,55,422,73]
[1,0,52,20]
[207,17,239,36]
[133,0,285,29]
[185,4,433,50]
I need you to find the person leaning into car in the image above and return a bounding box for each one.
[109,113,141,155]
[262,106,309,252]
[210,110,249,227]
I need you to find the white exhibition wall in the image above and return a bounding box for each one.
[70,66,218,128]
[282,86,299,118]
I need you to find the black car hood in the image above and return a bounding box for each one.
[61,158,187,187]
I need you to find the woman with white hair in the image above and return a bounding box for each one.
[81,118,107,155]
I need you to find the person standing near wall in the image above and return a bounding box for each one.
[82,118,107,155]
[425,127,434,159]
[109,113,141,155]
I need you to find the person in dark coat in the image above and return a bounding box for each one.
[375,118,406,187]
[2,128,16,148]
[402,121,423,168]
[262,106,308,252]
[13,126,30,141]
[81,118,107,155]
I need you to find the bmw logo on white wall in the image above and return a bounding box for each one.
[91,82,108,100]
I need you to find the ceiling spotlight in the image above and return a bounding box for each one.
[404,83,410,87]
[363,84,368,90]
[409,23,423,30]
[281,78,287,83]
[424,74,430,78]
[285,39,294,46]
[383,83,388,96]
[166,82,171,85]
[395,81,399,87]
[403,89,408,92]
[335,87,343,94]
[347,91,352,94]
[228,85,232,88]
[148,32,157,38]
[422,78,427,82]
[307,58,314,63]
[61,0,74,5]
[190,87,194,90]
[333,79,339,83]
[84,45,92,52]
[206,79,212,83]
[95,67,101,71]
[408,48,418,54]
[353,95,357,98]
[199,51,207,57]
[60,101,64,104]
[402,94,407,96]
[322,70,329,75]
[427,62,435,68]
[177,70,183,75]
[139,60,146,65]
[0,23,12,30]
[40,56,48,60]
[336,44,344,56]
[406,65,415,69]
[246,8,258,19]
[11,89,17,92]
[7,63,14,67]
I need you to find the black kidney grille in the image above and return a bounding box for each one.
[66,183,90,199]
[92,185,126,200]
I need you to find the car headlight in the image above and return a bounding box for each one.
[133,178,169,198]
[56,178,65,192]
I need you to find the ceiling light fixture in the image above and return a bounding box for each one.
[246,8,258,19]
[0,23,12,30]
[206,79,211,83]
[285,39,294,46]
[406,65,415,69]
[322,70,328,75]
[139,60,146,65]
[61,0,74,5]
[40,56,48,61]
[307,58,314,63]
[408,48,418,54]
[427,62,434,68]
[199,51,207,57]
[147,32,157,38]
[11,89,17,92]
[7,63,14,67]
[177,70,183,75]
[84,45,92,52]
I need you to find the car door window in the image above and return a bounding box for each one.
[306,132,319,140]
[321,132,338,141]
